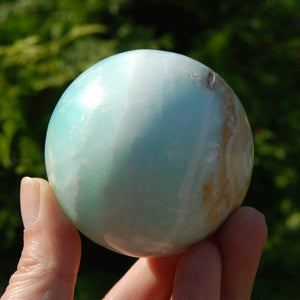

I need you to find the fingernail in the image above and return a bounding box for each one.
[20,177,41,229]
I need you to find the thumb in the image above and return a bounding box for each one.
[1,177,81,300]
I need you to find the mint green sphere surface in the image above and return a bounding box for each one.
[45,49,253,257]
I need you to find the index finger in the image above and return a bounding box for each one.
[217,207,268,300]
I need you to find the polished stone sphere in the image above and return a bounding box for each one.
[45,49,253,257]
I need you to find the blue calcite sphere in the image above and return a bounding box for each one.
[45,49,253,257]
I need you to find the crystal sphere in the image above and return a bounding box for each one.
[45,49,253,257]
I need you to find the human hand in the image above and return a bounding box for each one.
[1,177,267,300]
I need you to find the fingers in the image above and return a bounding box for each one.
[1,177,81,300]
[104,255,181,300]
[172,241,221,300]
[105,207,267,300]
[105,242,221,300]
[104,242,222,300]
[1,177,267,300]
[217,207,268,300]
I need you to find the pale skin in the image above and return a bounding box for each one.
[1,177,267,300]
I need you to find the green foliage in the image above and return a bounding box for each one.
[1,0,299,298]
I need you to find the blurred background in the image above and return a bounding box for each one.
[0,0,299,299]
